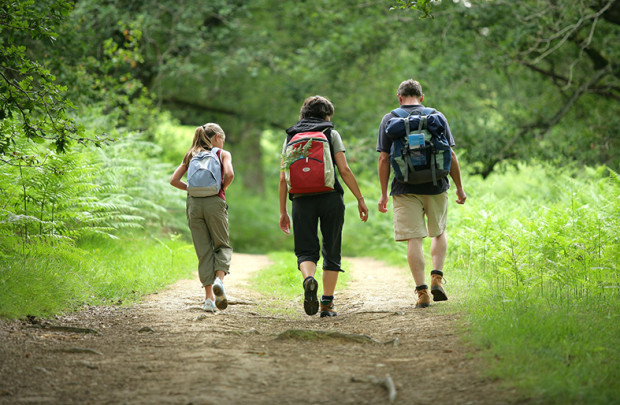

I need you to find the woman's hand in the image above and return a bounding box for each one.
[280,212,291,234]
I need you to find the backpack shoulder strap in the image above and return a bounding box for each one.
[421,107,435,115]
[391,108,409,118]
[322,127,335,155]
[205,147,222,167]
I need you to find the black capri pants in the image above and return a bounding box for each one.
[291,191,345,272]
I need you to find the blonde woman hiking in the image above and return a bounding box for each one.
[170,123,234,312]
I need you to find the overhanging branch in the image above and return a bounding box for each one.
[479,65,612,177]
[163,96,287,129]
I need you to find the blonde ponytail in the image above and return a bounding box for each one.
[183,123,225,165]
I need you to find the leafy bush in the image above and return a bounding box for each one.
[447,163,619,404]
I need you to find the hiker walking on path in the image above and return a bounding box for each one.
[376,79,466,308]
[170,123,234,312]
[279,95,369,317]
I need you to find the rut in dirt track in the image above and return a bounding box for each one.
[0,253,517,405]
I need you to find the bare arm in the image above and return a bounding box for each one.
[334,152,369,222]
[170,163,188,191]
[449,149,466,204]
[220,150,235,191]
[278,167,291,234]
[377,151,391,213]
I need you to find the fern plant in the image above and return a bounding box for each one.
[281,139,313,171]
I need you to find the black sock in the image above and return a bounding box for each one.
[321,295,334,302]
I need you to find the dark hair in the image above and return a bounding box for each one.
[397,79,423,98]
[299,95,334,120]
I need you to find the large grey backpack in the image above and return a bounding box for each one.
[187,147,222,197]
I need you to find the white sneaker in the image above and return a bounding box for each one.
[203,298,216,312]
[213,278,228,310]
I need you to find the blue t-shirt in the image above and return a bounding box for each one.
[376,104,455,196]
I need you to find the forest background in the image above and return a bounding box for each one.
[1,0,618,403]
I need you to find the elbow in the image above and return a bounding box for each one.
[338,165,353,179]
[378,153,390,165]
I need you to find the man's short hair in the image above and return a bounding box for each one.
[397,79,423,98]
[300,95,334,120]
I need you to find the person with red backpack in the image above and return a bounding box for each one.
[377,79,466,309]
[279,95,369,317]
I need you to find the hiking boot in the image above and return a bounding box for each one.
[415,285,431,308]
[320,299,337,318]
[213,278,228,310]
[430,270,448,302]
[303,276,319,316]
[203,298,216,313]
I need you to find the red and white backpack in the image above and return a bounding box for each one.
[282,130,335,194]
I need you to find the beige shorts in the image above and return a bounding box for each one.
[393,192,449,241]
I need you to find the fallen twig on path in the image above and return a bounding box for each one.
[351,373,397,403]
[354,310,405,316]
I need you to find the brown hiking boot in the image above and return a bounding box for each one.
[430,270,448,301]
[320,299,337,318]
[415,285,431,308]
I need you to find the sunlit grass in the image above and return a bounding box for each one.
[249,251,351,316]
[0,234,196,319]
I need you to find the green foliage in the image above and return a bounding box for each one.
[390,0,435,19]
[0,128,185,250]
[226,178,294,254]
[0,0,96,160]
[444,163,619,404]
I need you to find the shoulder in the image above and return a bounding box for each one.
[428,107,448,120]
[381,111,395,124]
[329,129,346,153]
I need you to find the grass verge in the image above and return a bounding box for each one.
[0,234,196,319]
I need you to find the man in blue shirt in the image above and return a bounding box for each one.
[376,79,467,308]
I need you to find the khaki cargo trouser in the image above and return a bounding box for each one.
[186,195,232,286]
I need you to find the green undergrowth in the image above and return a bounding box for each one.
[446,164,619,404]
[0,234,196,319]
[249,251,351,316]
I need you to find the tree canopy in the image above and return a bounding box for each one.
[2,0,618,184]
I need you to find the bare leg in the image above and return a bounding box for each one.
[322,270,339,297]
[204,285,215,302]
[407,238,426,286]
[431,232,447,271]
[299,261,317,280]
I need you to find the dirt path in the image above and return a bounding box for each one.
[0,254,516,404]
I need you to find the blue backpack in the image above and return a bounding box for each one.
[385,107,452,185]
[187,147,222,197]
